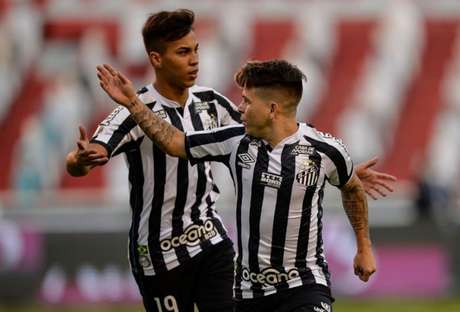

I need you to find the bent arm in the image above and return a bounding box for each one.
[66,143,108,177]
[125,97,186,158]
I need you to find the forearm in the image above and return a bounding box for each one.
[66,151,90,177]
[126,97,186,158]
[341,176,371,250]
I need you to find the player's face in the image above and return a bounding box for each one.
[238,87,273,138]
[155,31,199,89]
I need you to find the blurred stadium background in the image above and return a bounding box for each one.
[1,0,460,311]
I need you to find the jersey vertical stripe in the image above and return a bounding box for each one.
[185,123,353,299]
[91,84,240,276]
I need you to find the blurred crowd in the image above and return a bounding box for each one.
[1,0,460,221]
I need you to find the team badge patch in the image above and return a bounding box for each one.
[296,159,319,187]
[137,245,153,268]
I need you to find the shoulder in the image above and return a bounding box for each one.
[136,84,159,108]
[191,85,232,105]
[301,123,350,156]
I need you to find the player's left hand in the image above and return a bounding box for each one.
[97,64,137,107]
[355,157,396,200]
[353,248,377,282]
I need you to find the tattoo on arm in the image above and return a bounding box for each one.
[342,176,370,241]
[128,97,183,155]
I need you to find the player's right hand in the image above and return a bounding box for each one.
[74,126,108,167]
[97,64,137,107]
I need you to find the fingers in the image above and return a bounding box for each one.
[79,126,88,141]
[363,157,379,169]
[354,265,375,282]
[365,189,378,200]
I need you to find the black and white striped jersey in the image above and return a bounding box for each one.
[185,123,353,299]
[90,84,241,276]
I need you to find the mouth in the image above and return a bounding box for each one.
[188,69,199,79]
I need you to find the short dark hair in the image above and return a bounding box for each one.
[142,9,195,53]
[235,60,306,103]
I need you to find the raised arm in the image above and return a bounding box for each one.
[340,173,376,282]
[97,64,186,159]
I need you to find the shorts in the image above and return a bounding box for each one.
[133,239,235,312]
[234,284,334,312]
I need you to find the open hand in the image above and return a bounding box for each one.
[74,126,108,167]
[97,64,137,107]
[356,157,397,200]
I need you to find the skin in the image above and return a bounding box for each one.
[96,64,378,282]
[66,31,200,174]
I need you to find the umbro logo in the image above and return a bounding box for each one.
[237,153,255,169]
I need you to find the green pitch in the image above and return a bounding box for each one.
[1,299,460,312]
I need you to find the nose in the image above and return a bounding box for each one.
[190,50,199,66]
[237,101,246,114]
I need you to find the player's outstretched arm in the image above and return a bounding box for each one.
[66,126,109,176]
[96,64,187,159]
[340,174,376,282]
[355,157,397,200]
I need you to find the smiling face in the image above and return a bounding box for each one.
[151,31,199,89]
[238,87,274,138]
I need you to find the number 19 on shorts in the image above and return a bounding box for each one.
[154,295,179,312]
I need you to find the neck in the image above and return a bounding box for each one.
[263,116,298,147]
[153,77,189,106]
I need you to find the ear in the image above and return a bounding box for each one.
[149,51,162,69]
[269,102,278,118]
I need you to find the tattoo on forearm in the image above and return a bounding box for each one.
[342,180,369,238]
[128,98,179,152]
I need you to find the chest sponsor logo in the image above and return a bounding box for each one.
[159,220,217,251]
[154,109,168,119]
[193,101,210,112]
[240,266,300,286]
[296,158,319,187]
[291,144,315,156]
[237,153,255,169]
[260,172,283,189]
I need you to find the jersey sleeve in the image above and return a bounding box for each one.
[213,90,242,126]
[90,106,142,157]
[185,124,245,165]
[306,133,354,187]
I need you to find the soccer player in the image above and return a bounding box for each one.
[67,10,238,312]
[96,59,378,312]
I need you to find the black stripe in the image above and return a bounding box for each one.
[187,125,245,148]
[164,106,190,264]
[234,139,250,299]
[125,141,144,275]
[248,144,269,298]
[102,102,155,156]
[188,100,205,130]
[315,180,331,285]
[305,136,351,187]
[148,144,168,273]
[213,92,241,123]
[189,163,212,251]
[269,143,297,292]
[295,150,322,283]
